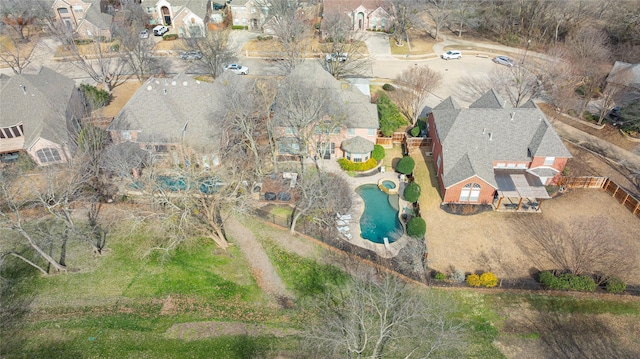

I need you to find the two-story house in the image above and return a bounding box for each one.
[142,0,209,37]
[427,90,572,210]
[228,0,267,31]
[323,0,393,32]
[51,0,113,39]
[273,62,378,162]
[107,73,225,168]
[0,67,86,166]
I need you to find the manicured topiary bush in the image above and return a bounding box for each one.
[480,272,498,287]
[410,126,421,137]
[605,277,626,294]
[372,145,385,161]
[382,83,395,91]
[406,217,426,238]
[434,272,446,281]
[466,273,481,287]
[337,158,377,172]
[403,182,421,203]
[396,156,415,175]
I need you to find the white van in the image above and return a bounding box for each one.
[441,50,462,60]
[153,25,169,36]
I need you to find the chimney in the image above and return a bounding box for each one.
[20,85,26,94]
[489,132,493,141]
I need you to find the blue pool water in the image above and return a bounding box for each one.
[356,184,402,244]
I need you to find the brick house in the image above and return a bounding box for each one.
[51,0,113,39]
[107,73,226,168]
[143,0,210,37]
[0,67,86,166]
[273,63,378,162]
[427,90,572,210]
[323,0,393,32]
[228,0,267,30]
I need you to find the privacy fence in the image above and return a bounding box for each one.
[558,176,640,219]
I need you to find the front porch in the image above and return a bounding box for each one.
[492,171,550,212]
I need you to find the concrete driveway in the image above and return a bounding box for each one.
[364,32,392,59]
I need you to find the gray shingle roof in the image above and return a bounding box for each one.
[171,0,210,19]
[433,90,571,189]
[469,88,509,109]
[0,67,76,149]
[108,73,225,152]
[342,135,374,153]
[82,2,113,30]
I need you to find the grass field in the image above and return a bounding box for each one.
[2,217,639,358]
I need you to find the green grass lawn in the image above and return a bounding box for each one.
[3,217,638,358]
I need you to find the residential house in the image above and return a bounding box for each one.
[273,62,378,162]
[323,0,393,32]
[427,90,572,210]
[51,0,113,39]
[143,0,209,37]
[107,73,225,167]
[605,61,640,106]
[0,67,86,166]
[228,0,267,31]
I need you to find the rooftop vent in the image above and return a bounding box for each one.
[20,85,26,95]
[489,132,493,141]
[163,88,167,95]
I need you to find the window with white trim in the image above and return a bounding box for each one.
[495,162,506,168]
[368,128,375,136]
[459,183,481,202]
[517,163,527,169]
[122,131,131,140]
[36,148,62,164]
[544,156,555,165]
[285,127,295,135]
[347,128,355,136]
[73,5,83,12]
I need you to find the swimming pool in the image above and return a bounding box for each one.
[356,184,402,244]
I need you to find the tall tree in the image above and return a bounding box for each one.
[319,12,371,79]
[0,0,50,42]
[303,272,467,358]
[184,28,237,78]
[392,65,443,125]
[424,0,453,40]
[256,0,310,73]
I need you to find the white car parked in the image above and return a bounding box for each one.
[441,50,462,60]
[325,53,348,62]
[224,63,249,75]
[153,25,169,36]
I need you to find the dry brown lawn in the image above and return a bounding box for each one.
[0,34,40,68]
[96,80,142,118]
[411,150,640,286]
[390,29,437,55]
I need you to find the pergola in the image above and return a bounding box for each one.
[494,171,550,211]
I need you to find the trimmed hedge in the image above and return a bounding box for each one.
[337,158,377,172]
[232,25,249,30]
[605,277,626,294]
[403,182,421,203]
[372,145,385,161]
[382,83,395,91]
[410,126,421,137]
[396,156,415,175]
[406,217,426,238]
[163,34,179,41]
[539,271,596,292]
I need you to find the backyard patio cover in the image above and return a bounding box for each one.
[495,171,551,199]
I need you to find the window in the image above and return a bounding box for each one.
[347,128,355,136]
[372,18,377,29]
[0,125,23,138]
[36,148,62,164]
[368,128,375,136]
[333,127,340,134]
[73,5,83,12]
[57,7,69,14]
[285,127,295,135]
[495,162,506,168]
[233,18,239,25]
[381,18,386,30]
[242,18,247,25]
[147,7,154,13]
[251,7,256,13]
[437,155,441,170]
[122,131,131,140]
[544,156,555,166]
[459,183,481,202]
[507,163,516,168]
[517,163,527,169]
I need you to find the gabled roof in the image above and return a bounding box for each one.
[0,67,76,149]
[323,0,387,15]
[607,61,640,90]
[170,0,210,20]
[432,90,571,189]
[469,88,509,109]
[82,2,113,30]
[108,73,224,151]
[274,62,378,129]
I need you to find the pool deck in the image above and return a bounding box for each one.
[317,158,411,259]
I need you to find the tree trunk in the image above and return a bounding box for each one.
[4,252,49,275]
[18,228,66,272]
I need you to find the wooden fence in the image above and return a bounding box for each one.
[376,132,432,152]
[559,176,640,218]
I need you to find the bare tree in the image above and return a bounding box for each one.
[257,0,310,73]
[0,35,31,74]
[386,0,422,46]
[514,216,638,284]
[303,272,466,358]
[449,0,478,37]
[289,170,352,234]
[492,64,544,108]
[424,0,453,40]
[318,12,371,79]
[184,28,237,78]
[0,0,49,42]
[272,70,347,172]
[51,24,128,93]
[113,6,159,83]
[392,65,443,125]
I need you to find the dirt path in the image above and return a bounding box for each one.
[224,215,291,299]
